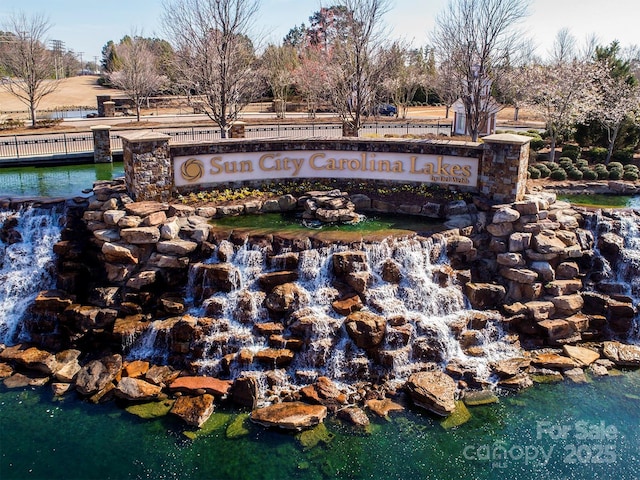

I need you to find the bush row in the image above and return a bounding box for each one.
[528,158,640,182]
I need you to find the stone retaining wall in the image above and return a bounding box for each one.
[119,134,531,204]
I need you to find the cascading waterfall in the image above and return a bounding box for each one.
[588,211,640,342]
[0,207,61,345]
[146,234,521,394]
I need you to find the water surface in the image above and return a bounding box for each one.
[0,163,124,198]
[1,371,639,480]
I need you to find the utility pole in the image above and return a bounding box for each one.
[49,39,65,79]
[94,55,98,74]
[78,51,84,75]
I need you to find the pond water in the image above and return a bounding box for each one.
[558,194,640,209]
[0,163,124,198]
[210,212,445,242]
[1,371,639,480]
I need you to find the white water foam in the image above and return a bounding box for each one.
[156,235,521,391]
[0,207,61,344]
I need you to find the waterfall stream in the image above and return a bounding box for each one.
[128,235,522,394]
[588,211,640,342]
[0,207,61,345]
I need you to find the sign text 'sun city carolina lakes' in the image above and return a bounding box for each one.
[174,150,479,187]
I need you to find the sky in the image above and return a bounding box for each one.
[1,0,639,64]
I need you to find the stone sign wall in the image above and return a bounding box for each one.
[118,134,531,204]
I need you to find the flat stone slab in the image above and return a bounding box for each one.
[169,376,232,396]
[250,402,327,431]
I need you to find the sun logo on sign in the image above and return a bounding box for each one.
[181,158,204,182]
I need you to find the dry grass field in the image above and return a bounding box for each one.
[0,76,121,113]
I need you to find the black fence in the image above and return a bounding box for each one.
[0,122,452,161]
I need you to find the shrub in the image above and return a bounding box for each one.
[582,169,598,180]
[519,131,545,151]
[559,158,573,170]
[536,164,551,178]
[528,166,541,179]
[589,147,608,163]
[560,144,581,161]
[0,118,24,131]
[608,169,622,180]
[608,162,624,172]
[623,170,639,181]
[613,148,635,164]
[567,168,584,180]
[596,169,610,180]
[550,169,568,180]
[575,159,589,169]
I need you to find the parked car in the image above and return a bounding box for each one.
[372,103,397,116]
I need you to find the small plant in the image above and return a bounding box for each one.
[612,148,634,164]
[623,170,639,181]
[536,164,551,178]
[588,147,608,163]
[560,144,581,161]
[528,166,541,179]
[582,169,598,180]
[558,158,573,170]
[608,169,622,180]
[608,162,624,172]
[550,169,568,180]
[575,159,589,169]
[567,168,583,180]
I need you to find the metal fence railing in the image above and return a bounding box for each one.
[0,122,452,160]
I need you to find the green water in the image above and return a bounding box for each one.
[211,212,444,238]
[558,194,640,209]
[0,163,124,198]
[2,371,639,480]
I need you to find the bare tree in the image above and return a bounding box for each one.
[550,28,577,63]
[379,43,431,119]
[260,43,298,118]
[432,59,460,119]
[431,0,531,141]
[108,36,168,121]
[324,0,391,136]
[0,12,57,127]
[163,0,262,138]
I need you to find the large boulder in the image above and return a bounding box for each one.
[75,354,123,396]
[345,311,386,349]
[170,394,215,427]
[265,283,309,313]
[115,377,163,401]
[465,283,506,309]
[602,341,640,366]
[120,227,161,244]
[406,371,456,416]
[0,346,57,375]
[532,231,566,254]
[250,402,327,431]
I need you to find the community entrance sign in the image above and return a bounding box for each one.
[174,150,479,187]
[118,133,531,203]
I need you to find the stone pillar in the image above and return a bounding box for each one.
[120,131,172,202]
[342,122,358,137]
[103,101,116,117]
[90,125,112,163]
[480,133,532,203]
[97,95,111,117]
[229,121,246,139]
